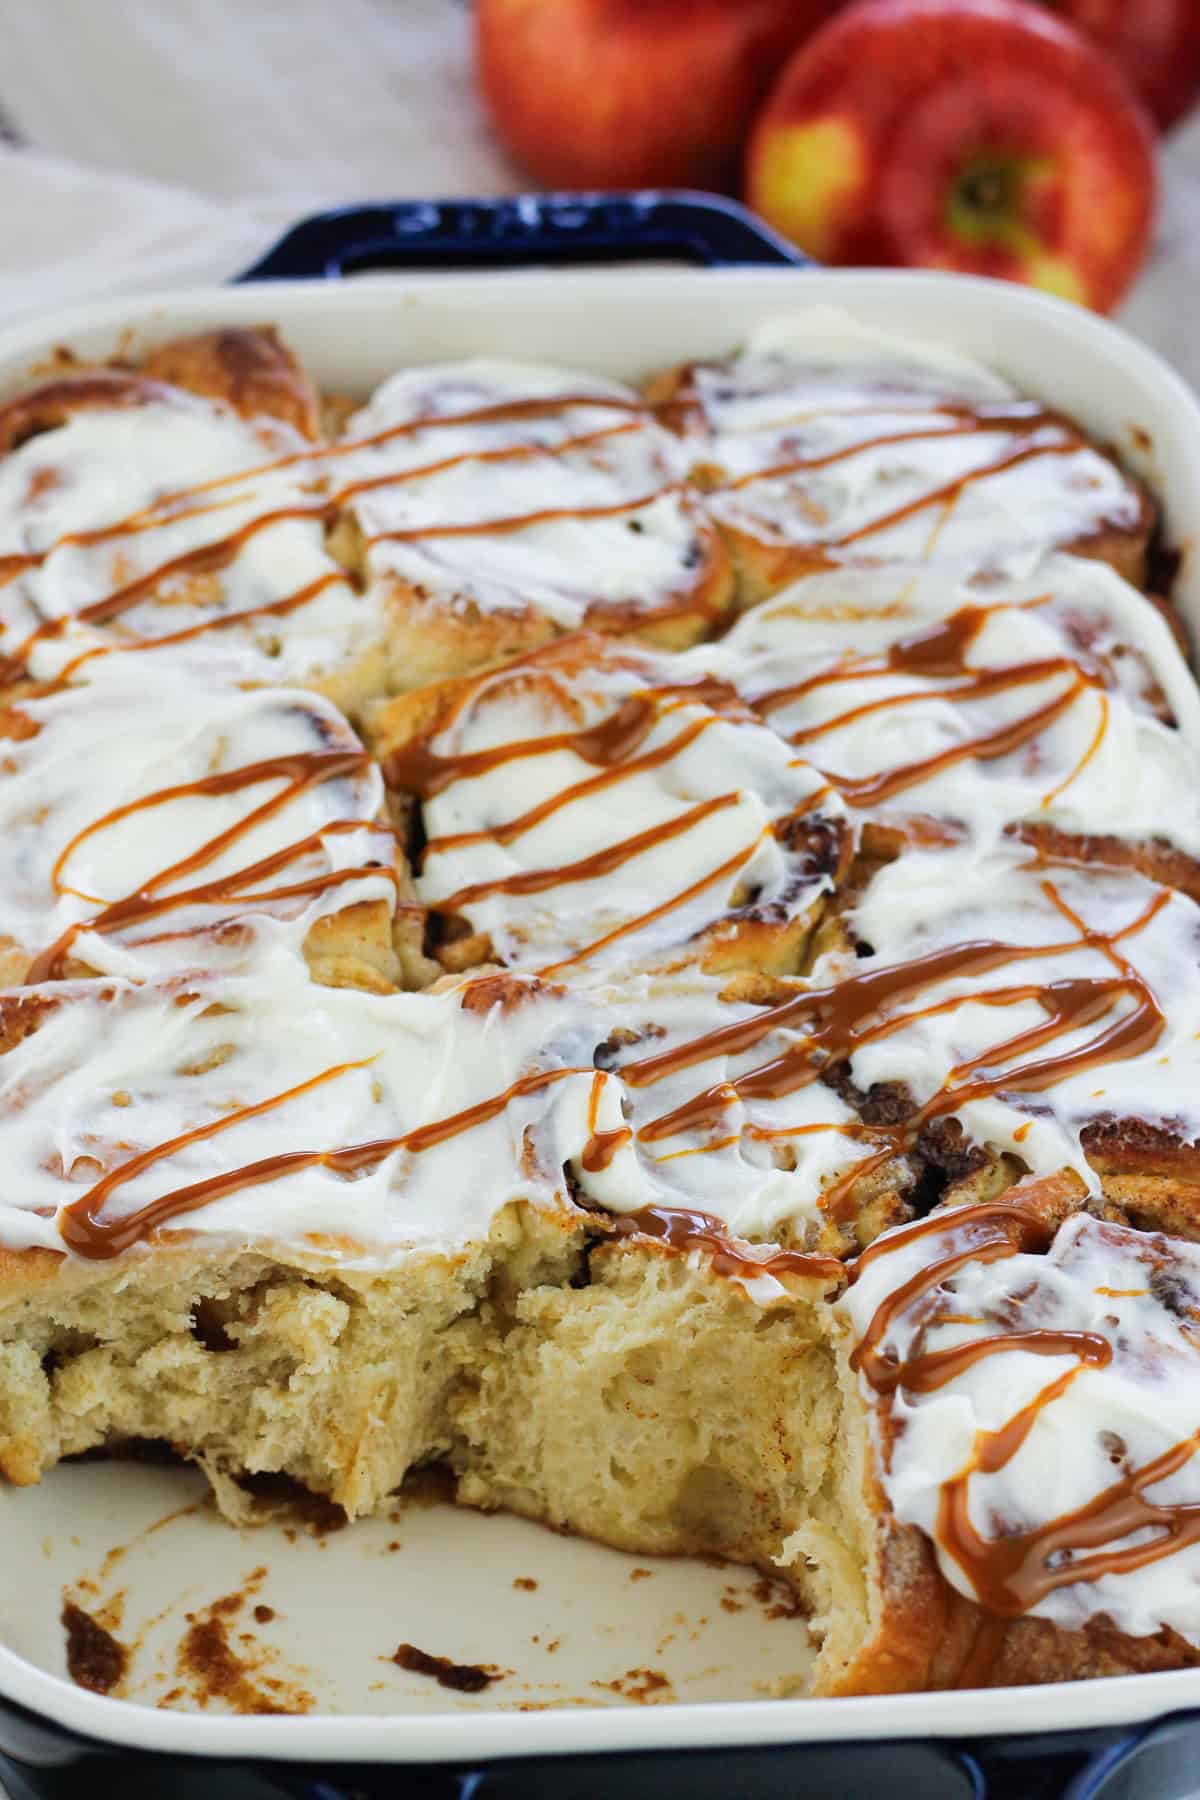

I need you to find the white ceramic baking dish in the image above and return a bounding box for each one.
[2,196,1200,1790]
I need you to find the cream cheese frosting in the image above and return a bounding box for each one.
[398,635,843,980]
[0,383,380,689]
[338,358,721,628]
[841,1206,1200,1642]
[0,961,871,1275]
[0,669,397,982]
[665,311,1147,580]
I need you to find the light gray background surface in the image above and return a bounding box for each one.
[0,0,1196,384]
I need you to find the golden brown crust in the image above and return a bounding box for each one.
[1018,821,1200,906]
[139,326,321,440]
[0,369,170,455]
[359,505,735,693]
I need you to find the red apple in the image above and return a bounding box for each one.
[745,0,1158,313]
[1033,1,1200,133]
[475,0,848,192]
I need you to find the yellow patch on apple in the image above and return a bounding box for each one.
[1023,254,1088,307]
[749,118,867,261]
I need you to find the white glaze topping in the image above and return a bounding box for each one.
[0,386,379,687]
[669,311,1146,580]
[0,962,869,1273]
[339,359,718,627]
[841,1208,1200,1642]
[720,554,1200,854]
[0,670,396,981]
[404,635,842,979]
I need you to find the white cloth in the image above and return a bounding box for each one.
[0,0,1197,387]
[0,0,521,305]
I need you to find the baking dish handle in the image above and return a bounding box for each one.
[236,192,808,281]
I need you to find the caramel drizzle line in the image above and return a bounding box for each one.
[0,391,649,580]
[604,1202,844,1287]
[850,1179,1200,1618]
[752,603,1108,811]
[431,791,742,914]
[616,881,1167,1220]
[0,397,669,670]
[50,880,1169,1264]
[939,1425,1200,1617]
[718,406,1075,492]
[28,748,382,981]
[780,661,1076,747]
[408,595,1109,959]
[0,393,1077,674]
[399,660,788,967]
[834,440,1085,548]
[727,434,1086,551]
[393,664,742,804]
[849,1201,1056,1387]
[363,486,679,546]
[419,714,718,862]
[1,501,337,674]
[335,419,643,504]
[1040,692,1110,810]
[537,837,762,977]
[58,1060,585,1260]
[51,569,348,684]
[749,602,1009,713]
[579,1069,632,1174]
[30,831,395,982]
[812,681,1088,810]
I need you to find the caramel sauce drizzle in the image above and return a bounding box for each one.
[537,836,762,977]
[604,1201,844,1287]
[0,500,336,678]
[45,874,1172,1283]
[613,880,1166,1227]
[718,403,1075,493]
[700,390,1117,562]
[419,714,717,862]
[580,1070,632,1173]
[395,593,1119,975]
[387,655,785,969]
[850,1191,1200,1618]
[363,487,679,546]
[1,386,646,566]
[333,418,642,505]
[58,1058,584,1260]
[386,672,742,802]
[27,746,383,980]
[939,1428,1200,1616]
[753,602,1110,812]
[53,880,1154,1260]
[831,438,1086,550]
[0,381,1095,683]
[433,792,741,914]
[0,387,683,675]
[51,569,349,684]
